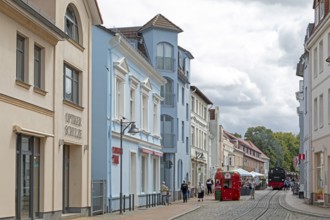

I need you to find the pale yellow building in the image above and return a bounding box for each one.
[0,0,101,219]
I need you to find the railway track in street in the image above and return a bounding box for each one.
[175,189,328,220]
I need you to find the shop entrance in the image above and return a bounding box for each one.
[16,135,40,219]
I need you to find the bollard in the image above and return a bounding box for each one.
[123,195,126,212]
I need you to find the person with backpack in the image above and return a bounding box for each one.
[181,180,188,203]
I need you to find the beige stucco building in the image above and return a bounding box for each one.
[0,0,101,219]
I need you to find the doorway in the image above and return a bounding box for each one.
[62,145,70,213]
[16,135,40,219]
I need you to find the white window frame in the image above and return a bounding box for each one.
[16,34,28,82]
[129,75,139,122]
[319,40,323,73]
[114,58,129,119]
[314,97,318,130]
[141,154,148,193]
[319,94,324,128]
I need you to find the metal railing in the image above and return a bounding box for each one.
[91,180,107,216]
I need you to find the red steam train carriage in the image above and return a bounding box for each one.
[214,169,241,201]
[268,167,286,189]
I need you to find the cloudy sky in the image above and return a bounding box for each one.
[97,0,314,136]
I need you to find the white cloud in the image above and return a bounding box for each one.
[97,0,313,135]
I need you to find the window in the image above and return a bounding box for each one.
[320,94,324,128]
[328,89,330,123]
[191,96,195,112]
[161,115,174,147]
[142,94,149,131]
[182,87,184,105]
[184,58,189,78]
[65,4,79,42]
[181,121,184,142]
[130,88,136,121]
[315,2,320,25]
[177,83,179,102]
[319,41,323,73]
[64,64,80,105]
[153,103,158,134]
[153,158,158,192]
[156,43,173,71]
[161,78,174,106]
[327,33,330,59]
[186,103,189,121]
[305,87,308,115]
[34,45,44,89]
[16,35,26,82]
[314,97,318,130]
[191,126,195,147]
[141,155,147,193]
[320,0,325,20]
[314,47,318,78]
[186,137,189,155]
[316,152,324,193]
[115,77,124,119]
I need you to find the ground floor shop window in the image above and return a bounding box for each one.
[16,134,40,219]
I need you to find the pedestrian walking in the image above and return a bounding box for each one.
[161,181,169,205]
[284,178,289,192]
[197,182,205,202]
[206,178,212,195]
[181,180,189,203]
[250,178,256,199]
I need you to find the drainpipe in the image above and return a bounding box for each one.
[107,34,121,212]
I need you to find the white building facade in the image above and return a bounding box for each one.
[190,85,213,192]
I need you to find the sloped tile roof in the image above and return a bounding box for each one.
[138,13,183,33]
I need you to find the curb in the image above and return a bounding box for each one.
[279,192,330,218]
[168,206,201,220]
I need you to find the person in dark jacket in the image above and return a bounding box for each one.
[181,180,188,203]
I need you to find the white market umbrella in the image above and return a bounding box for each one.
[250,171,264,178]
[232,168,253,177]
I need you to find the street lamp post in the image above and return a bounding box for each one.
[119,118,139,214]
[195,151,204,197]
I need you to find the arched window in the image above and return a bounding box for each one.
[65,4,79,42]
[156,42,174,71]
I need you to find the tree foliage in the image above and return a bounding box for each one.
[244,126,299,171]
[233,133,242,138]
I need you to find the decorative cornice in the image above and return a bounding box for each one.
[0,93,53,117]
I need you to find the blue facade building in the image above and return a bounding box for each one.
[92,25,166,211]
[113,14,194,196]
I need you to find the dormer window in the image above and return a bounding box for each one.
[65,4,79,43]
[320,0,325,19]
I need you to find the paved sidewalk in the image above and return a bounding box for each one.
[280,191,330,218]
[75,190,330,220]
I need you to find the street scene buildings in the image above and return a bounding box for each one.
[0,0,329,219]
[296,0,330,205]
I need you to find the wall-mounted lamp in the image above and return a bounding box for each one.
[59,139,64,147]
